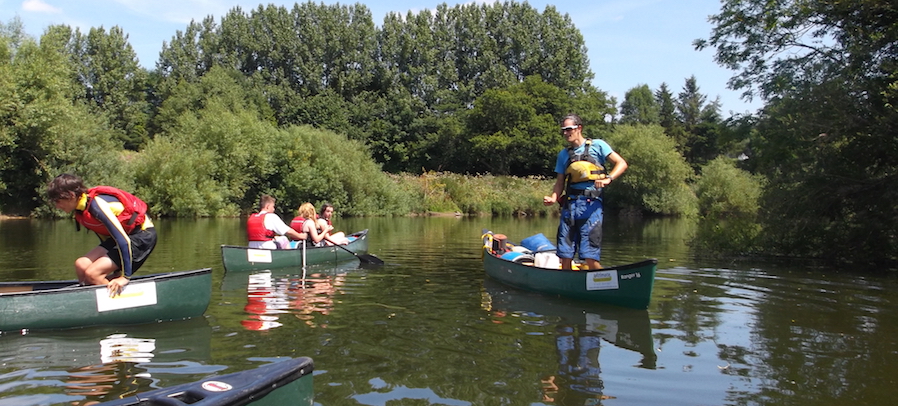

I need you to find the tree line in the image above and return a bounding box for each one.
[1,0,894,265]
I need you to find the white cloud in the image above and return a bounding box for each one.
[22,0,62,14]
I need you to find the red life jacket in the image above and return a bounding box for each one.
[289,216,306,233]
[74,186,148,236]
[247,212,276,241]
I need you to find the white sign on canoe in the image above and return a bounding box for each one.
[586,270,619,291]
[246,249,273,263]
[96,281,158,312]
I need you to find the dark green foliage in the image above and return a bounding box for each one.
[620,84,660,125]
[41,25,151,150]
[466,76,582,176]
[0,29,124,216]
[698,0,898,264]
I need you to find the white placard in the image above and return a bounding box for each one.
[246,249,273,263]
[586,270,619,291]
[96,281,158,312]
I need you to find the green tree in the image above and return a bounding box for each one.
[604,125,697,216]
[654,81,688,150]
[655,82,676,129]
[466,76,579,176]
[696,0,898,264]
[0,29,123,215]
[620,84,660,125]
[80,26,150,150]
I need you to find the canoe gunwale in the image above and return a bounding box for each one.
[0,268,213,297]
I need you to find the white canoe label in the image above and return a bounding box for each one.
[586,270,619,291]
[96,281,158,312]
[202,381,233,392]
[246,249,273,263]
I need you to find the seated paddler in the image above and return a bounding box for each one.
[247,195,304,249]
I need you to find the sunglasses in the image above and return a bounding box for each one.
[560,125,579,132]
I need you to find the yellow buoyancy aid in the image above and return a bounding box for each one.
[564,140,605,183]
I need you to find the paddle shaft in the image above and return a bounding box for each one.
[325,236,383,265]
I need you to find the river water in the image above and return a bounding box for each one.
[1,216,897,406]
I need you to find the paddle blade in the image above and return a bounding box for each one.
[358,253,384,266]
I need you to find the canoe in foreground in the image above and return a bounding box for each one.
[0,268,212,332]
[96,357,314,406]
[481,233,657,309]
[221,229,370,272]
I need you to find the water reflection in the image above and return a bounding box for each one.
[0,318,218,406]
[221,262,357,331]
[483,280,655,405]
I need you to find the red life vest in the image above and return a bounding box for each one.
[74,186,148,236]
[247,212,276,241]
[289,216,306,233]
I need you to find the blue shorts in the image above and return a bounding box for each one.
[556,197,603,261]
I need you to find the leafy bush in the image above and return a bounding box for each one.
[604,125,698,216]
[694,156,763,217]
[689,157,764,257]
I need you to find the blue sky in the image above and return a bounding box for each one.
[1,0,762,115]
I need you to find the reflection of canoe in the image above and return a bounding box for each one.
[0,318,219,403]
[219,259,362,291]
[483,279,656,369]
[481,232,657,309]
[0,317,213,369]
[221,229,370,272]
[95,357,314,406]
[0,268,212,332]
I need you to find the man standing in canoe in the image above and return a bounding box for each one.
[47,174,157,296]
[543,114,628,270]
[247,195,305,249]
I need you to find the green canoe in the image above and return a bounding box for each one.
[94,357,314,406]
[221,229,370,272]
[481,232,657,309]
[0,268,212,332]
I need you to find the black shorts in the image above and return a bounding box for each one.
[99,227,158,275]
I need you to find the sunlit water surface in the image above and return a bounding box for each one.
[1,216,897,406]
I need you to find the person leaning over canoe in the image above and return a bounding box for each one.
[46,174,157,296]
[542,114,628,270]
[247,195,304,249]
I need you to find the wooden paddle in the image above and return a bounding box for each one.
[325,236,384,265]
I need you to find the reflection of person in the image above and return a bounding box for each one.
[543,114,628,270]
[317,203,349,245]
[549,325,604,402]
[47,174,156,296]
[247,195,304,249]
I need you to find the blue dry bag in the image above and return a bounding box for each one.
[520,233,556,252]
